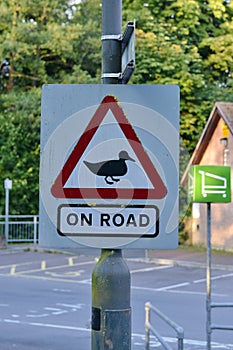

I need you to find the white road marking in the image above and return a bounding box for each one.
[44,307,61,311]
[26,313,49,318]
[45,269,84,277]
[56,303,84,310]
[133,332,233,349]
[133,282,192,293]
[132,285,226,297]
[211,272,233,281]
[0,272,226,296]
[131,265,172,274]
[156,282,190,291]
[53,288,71,293]
[2,318,91,331]
[194,278,206,283]
[194,272,233,284]
[1,318,233,349]
[52,310,68,315]
[0,272,90,284]
[26,304,84,318]
[78,278,92,284]
[2,261,232,298]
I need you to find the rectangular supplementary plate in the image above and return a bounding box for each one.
[57,204,159,237]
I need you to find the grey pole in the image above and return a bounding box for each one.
[101,0,122,84]
[92,250,131,349]
[5,186,9,248]
[206,202,212,350]
[91,1,131,349]
[4,178,12,248]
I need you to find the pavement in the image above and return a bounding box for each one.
[0,243,233,271]
[147,247,233,270]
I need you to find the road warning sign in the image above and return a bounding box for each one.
[51,95,167,200]
[40,84,179,249]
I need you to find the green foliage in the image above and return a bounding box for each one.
[0,0,101,214]
[0,0,233,215]
[0,89,40,214]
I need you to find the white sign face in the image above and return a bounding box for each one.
[58,205,159,237]
[40,84,179,249]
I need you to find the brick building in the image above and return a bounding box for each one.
[181,102,233,251]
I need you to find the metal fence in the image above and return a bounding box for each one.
[0,215,39,244]
[145,302,184,350]
[210,302,233,330]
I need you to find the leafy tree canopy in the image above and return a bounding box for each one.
[0,0,232,214]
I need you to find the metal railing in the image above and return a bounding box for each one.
[0,215,39,244]
[211,302,233,331]
[145,302,184,350]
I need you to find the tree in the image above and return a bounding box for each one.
[0,0,101,214]
[0,0,101,88]
[0,89,40,214]
[123,0,233,152]
[0,0,233,216]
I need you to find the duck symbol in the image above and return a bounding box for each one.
[83,150,135,185]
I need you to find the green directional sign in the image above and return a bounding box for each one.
[188,165,231,203]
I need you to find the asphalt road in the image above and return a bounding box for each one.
[0,250,233,349]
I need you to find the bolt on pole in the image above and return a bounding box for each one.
[91,1,131,349]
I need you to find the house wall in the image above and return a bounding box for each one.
[191,119,233,251]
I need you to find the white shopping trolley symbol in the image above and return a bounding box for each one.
[198,170,227,198]
[188,172,194,197]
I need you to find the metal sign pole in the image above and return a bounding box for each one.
[206,202,212,350]
[4,178,12,248]
[5,187,9,248]
[188,165,231,350]
[91,1,131,349]
[92,250,131,349]
[101,0,122,84]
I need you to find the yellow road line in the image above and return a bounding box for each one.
[10,265,16,275]
[68,257,74,266]
[41,261,46,270]
[9,273,89,284]
[0,261,40,269]
[14,260,96,275]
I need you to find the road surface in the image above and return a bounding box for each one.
[0,250,232,349]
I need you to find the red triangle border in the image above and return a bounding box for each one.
[51,95,167,200]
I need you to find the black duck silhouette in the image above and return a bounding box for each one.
[84,150,135,185]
